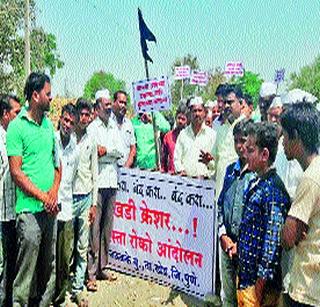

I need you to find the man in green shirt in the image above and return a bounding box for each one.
[132,112,170,170]
[6,72,61,307]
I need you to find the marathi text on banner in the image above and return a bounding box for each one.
[225,61,244,77]
[174,65,191,80]
[108,168,216,300]
[132,76,171,113]
[189,70,208,86]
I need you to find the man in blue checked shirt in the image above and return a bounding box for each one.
[237,122,291,306]
[217,119,255,307]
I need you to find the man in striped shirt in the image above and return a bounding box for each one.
[0,94,21,306]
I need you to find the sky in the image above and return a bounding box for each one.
[36,0,320,97]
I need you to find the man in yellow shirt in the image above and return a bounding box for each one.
[281,102,320,307]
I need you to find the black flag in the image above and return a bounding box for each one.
[138,8,156,63]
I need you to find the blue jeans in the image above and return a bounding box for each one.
[72,193,92,294]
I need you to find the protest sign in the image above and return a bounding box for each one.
[189,71,208,86]
[225,61,244,77]
[174,65,191,80]
[132,76,171,113]
[108,168,216,300]
[274,68,285,84]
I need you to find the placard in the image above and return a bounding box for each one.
[108,168,216,300]
[133,76,171,113]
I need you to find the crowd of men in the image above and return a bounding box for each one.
[0,71,319,307]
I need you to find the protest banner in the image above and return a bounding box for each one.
[174,65,191,80]
[132,76,171,114]
[189,70,208,86]
[225,61,244,77]
[108,168,216,300]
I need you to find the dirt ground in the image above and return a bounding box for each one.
[66,270,221,307]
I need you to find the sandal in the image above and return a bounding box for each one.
[73,291,89,307]
[87,279,98,292]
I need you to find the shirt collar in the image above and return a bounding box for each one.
[95,116,115,128]
[20,107,46,126]
[259,167,277,180]
[189,122,207,137]
[111,111,127,126]
[56,131,77,151]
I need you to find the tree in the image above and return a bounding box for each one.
[0,0,63,96]
[83,70,129,103]
[234,71,263,108]
[290,55,320,100]
[202,67,226,102]
[170,54,200,108]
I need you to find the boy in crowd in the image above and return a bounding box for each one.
[161,103,188,174]
[281,102,320,307]
[217,119,255,307]
[72,98,98,305]
[237,122,290,306]
[53,103,79,306]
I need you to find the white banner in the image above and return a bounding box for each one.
[174,65,191,80]
[132,76,171,114]
[225,61,244,77]
[190,70,208,86]
[108,168,216,300]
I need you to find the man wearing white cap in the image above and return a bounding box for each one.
[87,89,122,290]
[259,81,277,121]
[174,96,216,177]
[269,95,304,199]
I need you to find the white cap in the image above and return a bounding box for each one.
[281,89,317,105]
[260,82,277,98]
[269,96,283,109]
[205,100,218,109]
[189,96,204,106]
[95,89,110,101]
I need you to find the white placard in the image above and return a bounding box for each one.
[190,71,208,86]
[132,76,171,113]
[225,61,244,77]
[108,168,216,300]
[174,65,191,80]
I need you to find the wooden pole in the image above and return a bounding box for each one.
[144,58,160,170]
[180,79,184,100]
[24,0,31,78]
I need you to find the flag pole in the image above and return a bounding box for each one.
[143,58,160,170]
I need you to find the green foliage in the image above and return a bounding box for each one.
[290,56,320,100]
[83,71,131,107]
[170,54,199,109]
[0,0,63,96]
[234,71,263,108]
[169,54,227,118]
[202,67,226,102]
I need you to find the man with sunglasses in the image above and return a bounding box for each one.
[214,85,245,199]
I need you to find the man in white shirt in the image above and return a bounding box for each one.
[214,85,245,199]
[53,103,79,306]
[174,96,216,178]
[72,98,98,303]
[87,89,122,290]
[268,96,303,200]
[0,94,21,306]
[111,90,136,167]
